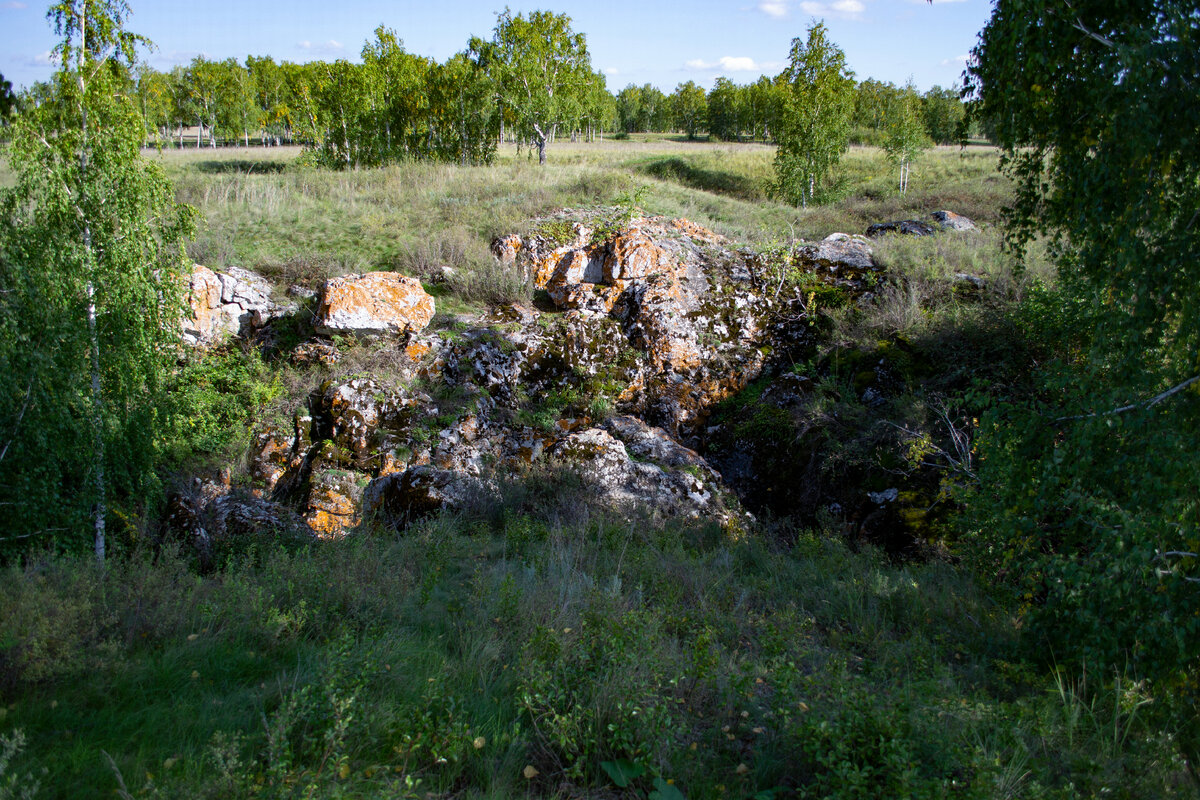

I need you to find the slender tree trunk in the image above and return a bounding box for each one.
[75,7,106,564]
[196,118,202,149]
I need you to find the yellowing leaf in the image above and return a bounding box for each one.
[523,765,539,779]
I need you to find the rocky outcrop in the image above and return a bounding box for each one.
[491,215,879,439]
[183,264,291,346]
[315,272,435,336]
[218,214,898,541]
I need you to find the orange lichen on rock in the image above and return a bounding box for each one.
[316,272,435,336]
[670,218,724,243]
[405,342,431,361]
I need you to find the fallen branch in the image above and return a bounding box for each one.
[1055,375,1200,422]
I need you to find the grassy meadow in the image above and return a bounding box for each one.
[1,137,1191,799]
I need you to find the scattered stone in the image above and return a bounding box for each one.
[930,210,977,232]
[868,487,899,504]
[316,272,435,336]
[865,220,937,238]
[291,340,341,367]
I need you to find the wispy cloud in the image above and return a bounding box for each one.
[758,0,788,17]
[685,55,779,72]
[2,2,29,9]
[798,0,866,17]
[30,50,55,66]
[297,39,345,56]
[939,53,969,66]
[604,67,619,76]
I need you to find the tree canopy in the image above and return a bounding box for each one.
[963,0,1200,741]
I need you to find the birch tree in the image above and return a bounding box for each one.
[473,9,593,165]
[772,22,855,207]
[882,83,930,196]
[0,0,194,560]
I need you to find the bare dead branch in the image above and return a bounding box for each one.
[0,379,34,464]
[1056,375,1200,422]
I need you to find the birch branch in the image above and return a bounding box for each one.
[1055,375,1200,422]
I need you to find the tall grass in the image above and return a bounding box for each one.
[1,501,1187,798]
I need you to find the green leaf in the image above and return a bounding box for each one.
[649,777,686,800]
[599,758,645,788]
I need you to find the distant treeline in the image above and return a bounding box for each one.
[617,77,969,146]
[3,15,972,166]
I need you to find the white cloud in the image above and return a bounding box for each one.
[719,56,759,71]
[2,2,29,9]
[685,55,782,73]
[939,54,969,66]
[758,0,788,17]
[604,67,619,76]
[794,0,865,17]
[31,50,55,66]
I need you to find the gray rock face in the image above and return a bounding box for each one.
[549,426,730,521]
[164,480,314,568]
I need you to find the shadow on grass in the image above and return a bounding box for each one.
[193,159,292,175]
[636,156,763,201]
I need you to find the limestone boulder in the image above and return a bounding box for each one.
[164,482,314,569]
[183,264,287,346]
[316,272,435,336]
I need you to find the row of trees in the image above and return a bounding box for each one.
[126,24,608,167]
[613,73,966,146]
[13,12,615,168]
[10,18,966,167]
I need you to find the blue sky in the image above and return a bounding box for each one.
[0,0,990,93]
